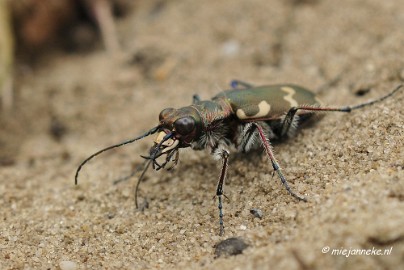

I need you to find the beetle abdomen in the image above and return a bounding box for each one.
[213,84,322,121]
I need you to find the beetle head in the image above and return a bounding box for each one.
[146,106,202,170]
[74,107,204,185]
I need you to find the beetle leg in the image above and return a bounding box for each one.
[192,94,201,104]
[237,123,257,152]
[278,85,404,138]
[159,149,179,170]
[230,80,255,89]
[253,122,307,202]
[279,107,300,138]
[280,84,403,137]
[213,148,230,236]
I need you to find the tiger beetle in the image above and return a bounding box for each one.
[75,80,403,235]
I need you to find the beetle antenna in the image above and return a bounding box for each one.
[134,159,152,209]
[349,84,403,110]
[75,125,160,185]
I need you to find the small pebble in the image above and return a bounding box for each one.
[214,237,248,258]
[250,208,263,219]
[220,40,240,57]
[59,260,78,270]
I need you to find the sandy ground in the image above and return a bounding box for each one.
[1,0,403,269]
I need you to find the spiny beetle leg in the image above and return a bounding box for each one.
[214,148,230,236]
[280,107,299,138]
[279,84,403,138]
[230,80,255,90]
[295,84,403,114]
[253,122,307,202]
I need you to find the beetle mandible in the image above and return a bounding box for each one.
[75,80,403,235]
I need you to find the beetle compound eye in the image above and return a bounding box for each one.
[174,116,195,135]
[159,108,175,121]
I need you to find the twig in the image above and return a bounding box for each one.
[87,0,121,58]
[0,0,14,112]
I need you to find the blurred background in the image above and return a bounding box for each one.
[0,0,403,269]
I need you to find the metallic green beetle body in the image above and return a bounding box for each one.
[75,80,402,236]
[213,84,321,121]
[157,83,322,154]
